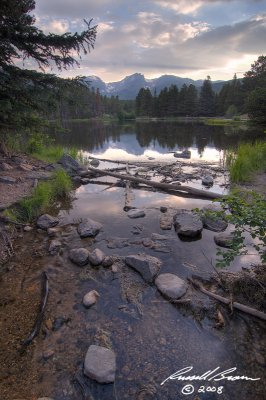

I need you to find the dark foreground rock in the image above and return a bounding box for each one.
[58,154,81,173]
[202,215,228,232]
[84,345,116,383]
[202,175,214,186]
[214,232,235,248]
[77,219,103,238]
[174,211,203,238]
[69,248,90,266]
[37,214,59,230]
[125,254,162,283]
[155,273,188,299]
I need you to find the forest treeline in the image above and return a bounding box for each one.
[135,58,266,123]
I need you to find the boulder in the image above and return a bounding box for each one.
[58,154,81,173]
[202,175,214,186]
[125,254,162,283]
[174,211,203,238]
[37,214,59,230]
[214,232,235,248]
[83,290,100,307]
[202,215,228,232]
[69,248,90,266]
[155,273,188,299]
[84,345,116,383]
[77,219,103,238]
[127,209,146,219]
[89,248,105,266]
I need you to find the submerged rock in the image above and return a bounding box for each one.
[155,273,188,299]
[127,209,146,218]
[84,345,116,383]
[89,248,105,266]
[174,211,203,238]
[69,248,90,266]
[37,214,59,230]
[49,240,62,255]
[125,254,162,283]
[202,214,228,232]
[160,213,173,230]
[77,219,103,238]
[107,237,129,249]
[214,232,235,248]
[83,290,100,307]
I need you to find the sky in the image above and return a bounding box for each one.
[33,0,266,82]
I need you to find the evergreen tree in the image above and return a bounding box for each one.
[199,76,215,116]
[0,0,97,126]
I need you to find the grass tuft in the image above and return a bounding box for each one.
[227,142,266,183]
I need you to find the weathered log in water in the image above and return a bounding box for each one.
[189,278,266,321]
[87,167,223,199]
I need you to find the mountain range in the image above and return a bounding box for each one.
[82,73,225,100]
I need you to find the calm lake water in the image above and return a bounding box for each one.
[19,121,266,399]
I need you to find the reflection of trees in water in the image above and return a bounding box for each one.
[50,120,264,154]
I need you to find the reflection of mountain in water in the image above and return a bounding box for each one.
[50,120,264,158]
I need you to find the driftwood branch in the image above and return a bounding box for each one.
[87,167,222,200]
[189,278,266,321]
[21,271,49,348]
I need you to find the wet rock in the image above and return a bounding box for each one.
[84,345,116,383]
[142,237,154,247]
[83,290,100,307]
[102,256,113,267]
[90,158,100,167]
[77,219,103,238]
[202,215,228,232]
[37,214,59,230]
[152,243,171,253]
[160,213,173,230]
[89,248,105,266]
[47,227,61,237]
[151,233,168,241]
[69,248,90,266]
[52,316,71,331]
[0,176,17,184]
[49,240,62,255]
[0,162,13,171]
[24,225,33,232]
[160,206,168,213]
[127,209,146,218]
[58,154,81,173]
[155,273,188,299]
[125,254,162,283]
[174,211,203,238]
[107,237,129,249]
[131,225,144,235]
[214,232,235,248]
[202,175,214,186]
[73,175,82,184]
[202,203,223,213]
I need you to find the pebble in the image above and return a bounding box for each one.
[83,290,100,307]
[84,345,116,383]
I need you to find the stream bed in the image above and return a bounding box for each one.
[0,121,265,400]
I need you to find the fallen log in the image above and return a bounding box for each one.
[87,167,223,199]
[189,278,266,321]
[21,271,49,348]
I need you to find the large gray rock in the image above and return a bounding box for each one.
[155,273,188,299]
[37,214,59,230]
[214,232,235,248]
[58,154,81,173]
[125,254,162,283]
[89,248,105,266]
[174,211,203,238]
[77,219,103,238]
[127,209,146,218]
[69,248,90,266]
[202,215,228,232]
[84,345,116,383]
